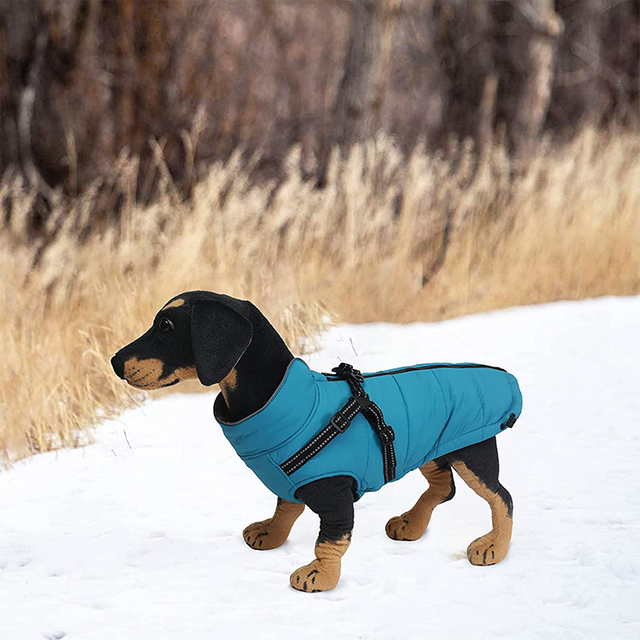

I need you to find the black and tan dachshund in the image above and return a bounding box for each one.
[112,291,514,592]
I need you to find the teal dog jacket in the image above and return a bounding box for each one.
[214,359,522,503]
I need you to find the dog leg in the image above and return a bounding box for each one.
[290,476,355,592]
[385,457,455,541]
[447,437,513,565]
[243,498,305,550]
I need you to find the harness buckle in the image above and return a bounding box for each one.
[330,411,351,433]
[331,363,365,384]
[379,425,395,444]
[353,394,372,410]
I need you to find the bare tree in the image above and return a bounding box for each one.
[0,0,637,217]
[331,0,401,147]
[511,0,564,154]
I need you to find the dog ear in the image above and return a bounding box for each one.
[191,299,253,386]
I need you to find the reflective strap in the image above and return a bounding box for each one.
[361,401,396,483]
[279,363,397,484]
[280,396,361,476]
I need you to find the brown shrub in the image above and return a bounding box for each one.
[0,128,638,461]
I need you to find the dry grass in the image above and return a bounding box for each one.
[1,127,638,462]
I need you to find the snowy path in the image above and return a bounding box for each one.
[1,296,639,639]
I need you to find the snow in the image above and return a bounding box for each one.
[1,296,639,640]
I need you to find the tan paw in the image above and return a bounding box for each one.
[467,534,508,565]
[290,559,339,593]
[242,520,285,550]
[385,514,425,541]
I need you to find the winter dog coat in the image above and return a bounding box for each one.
[214,359,523,503]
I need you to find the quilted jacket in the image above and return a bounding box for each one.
[214,359,522,503]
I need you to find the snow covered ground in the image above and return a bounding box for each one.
[1,296,639,640]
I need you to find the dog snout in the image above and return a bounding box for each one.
[111,354,125,380]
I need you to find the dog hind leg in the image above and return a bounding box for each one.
[243,498,305,550]
[446,437,513,566]
[386,457,456,541]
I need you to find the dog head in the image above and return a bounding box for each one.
[111,291,253,390]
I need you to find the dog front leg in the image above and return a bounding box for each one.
[290,476,355,593]
[243,498,305,550]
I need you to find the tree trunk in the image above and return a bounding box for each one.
[512,0,564,154]
[331,0,400,148]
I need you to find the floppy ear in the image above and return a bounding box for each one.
[191,299,253,386]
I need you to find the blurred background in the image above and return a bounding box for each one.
[0,0,638,460]
[1,0,638,200]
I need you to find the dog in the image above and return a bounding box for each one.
[111,291,522,592]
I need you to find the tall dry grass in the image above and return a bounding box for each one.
[1,128,638,462]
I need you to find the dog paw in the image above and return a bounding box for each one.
[385,514,425,541]
[242,520,285,550]
[467,534,508,566]
[290,559,339,593]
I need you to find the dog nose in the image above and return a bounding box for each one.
[111,355,125,380]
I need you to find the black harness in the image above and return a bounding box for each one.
[280,363,397,483]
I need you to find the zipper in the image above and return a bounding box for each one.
[324,362,506,381]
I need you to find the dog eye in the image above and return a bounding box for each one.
[158,318,174,333]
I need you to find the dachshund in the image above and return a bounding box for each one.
[112,291,519,592]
